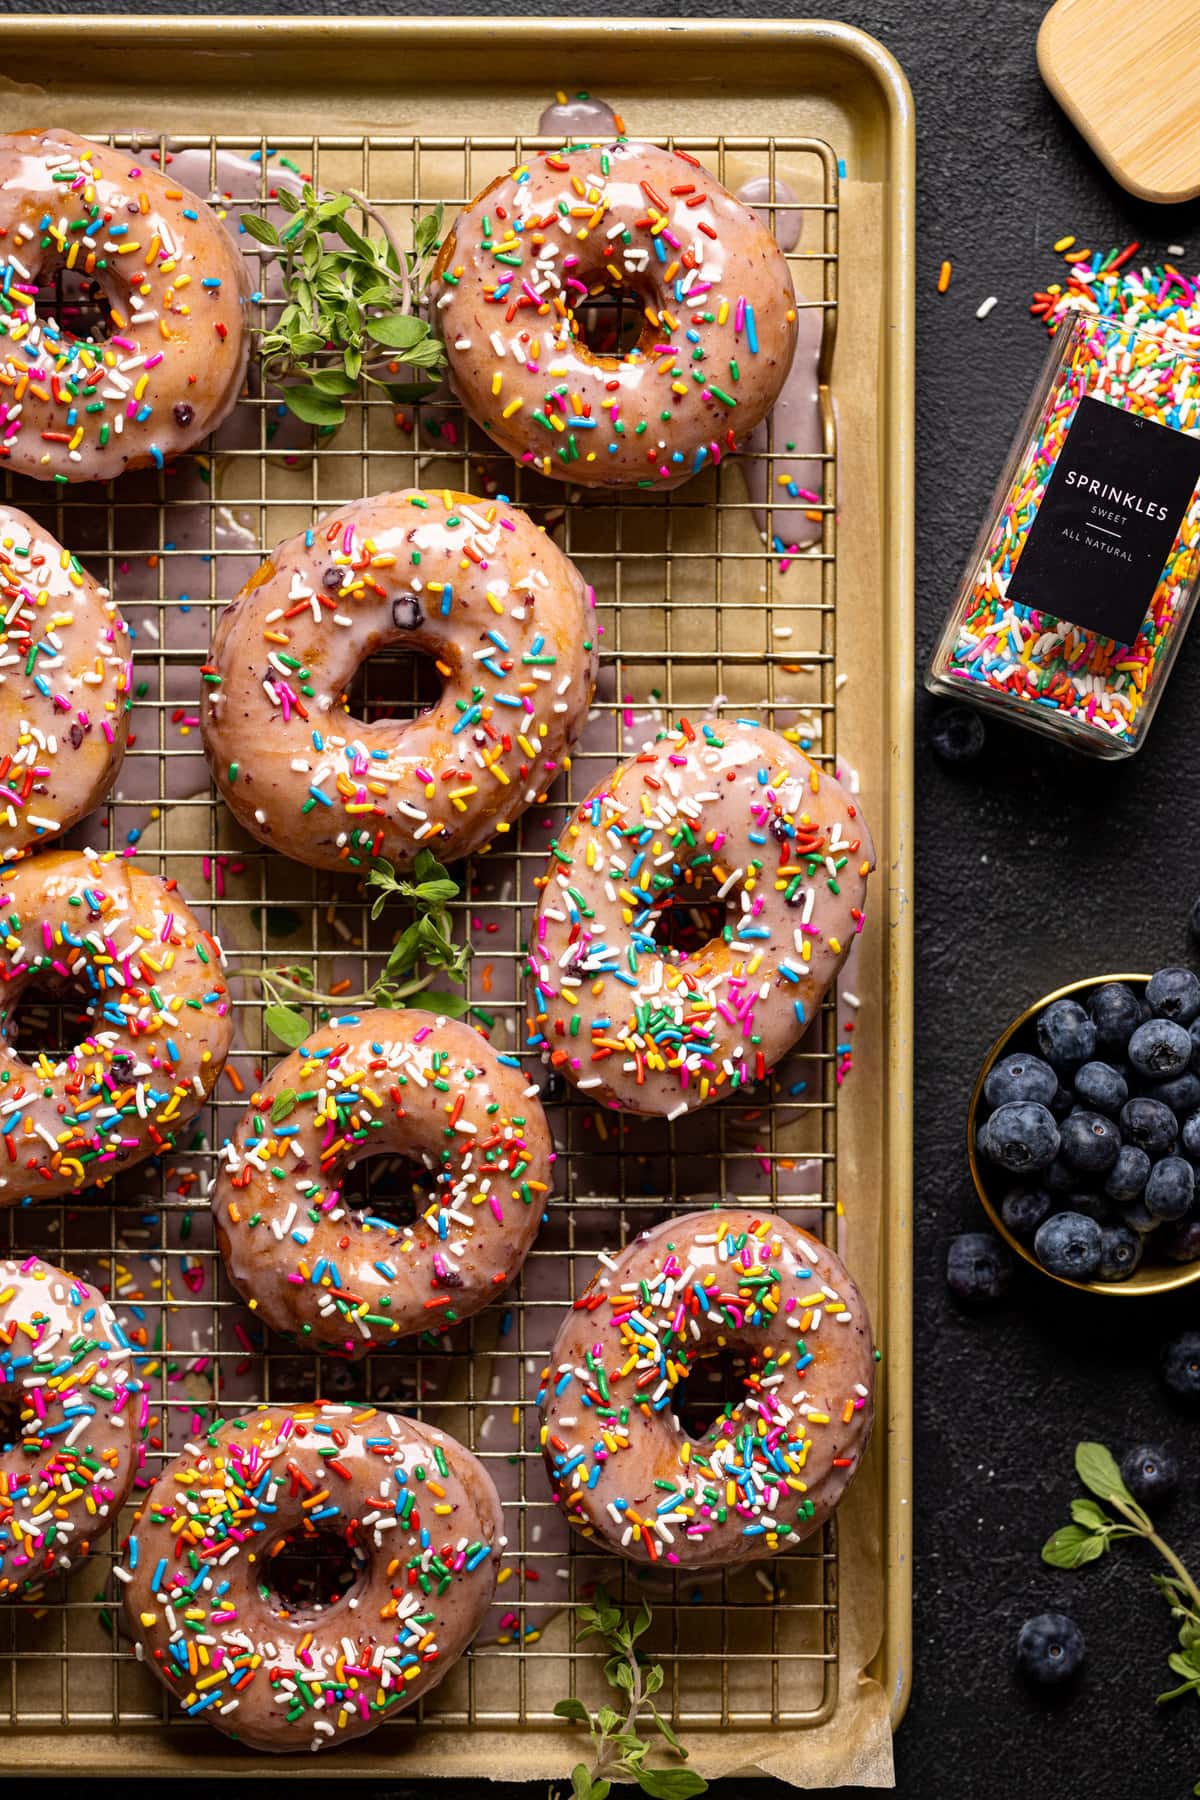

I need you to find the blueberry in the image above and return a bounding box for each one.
[1183,1111,1200,1161]
[946,1231,1014,1303]
[1104,1144,1151,1204]
[1098,1223,1142,1281]
[983,1102,1060,1174]
[1147,966,1200,1026]
[1037,999,1097,1074]
[1064,1192,1112,1226]
[929,704,985,762]
[1072,1062,1128,1117]
[1089,982,1144,1055]
[1120,1444,1178,1506]
[1034,1211,1103,1281]
[1114,1194,1160,1235]
[1043,1158,1077,1195]
[1144,1072,1200,1119]
[1162,1330,1200,1403]
[1119,1096,1178,1158]
[1050,1084,1076,1121]
[984,1052,1058,1110]
[1016,1613,1085,1686]
[1161,1216,1200,1263]
[1145,1156,1195,1222]
[1058,1109,1121,1174]
[1189,1016,1200,1075]
[1129,1017,1193,1081]
[1000,1186,1054,1240]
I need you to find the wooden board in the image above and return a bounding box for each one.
[1039,0,1200,203]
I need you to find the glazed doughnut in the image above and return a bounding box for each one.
[538,1209,874,1567]
[0,128,250,483]
[201,488,597,872]
[0,847,231,1204]
[210,1008,553,1356]
[432,138,798,488]
[0,505,131,860]
[526,717,874,1117]
[120,1402,503,1752]
[0,1253,145,1599]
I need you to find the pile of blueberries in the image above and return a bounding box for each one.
[975,968,1200,1283]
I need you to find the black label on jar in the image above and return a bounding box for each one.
[1008,394,1200,645]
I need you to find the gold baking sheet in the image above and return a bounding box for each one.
[0,16,914,1784]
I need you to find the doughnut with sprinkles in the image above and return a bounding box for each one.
[0,129,250,483]
[526,717,874,1116]
[0,1253,145,1601]
[538,1210,875,1566]
[432,138,798,487]
[209,1009,554,1356]
[120,1402,503,1752]
[0,848,232,1204]
[200,489,598,873]
[0,505,131,861]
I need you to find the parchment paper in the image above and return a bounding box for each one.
[0,76,897,1785]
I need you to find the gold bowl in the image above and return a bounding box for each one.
[968,973,1200,1297]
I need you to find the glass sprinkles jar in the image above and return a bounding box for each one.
[927,313,1200,756]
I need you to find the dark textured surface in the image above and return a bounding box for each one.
[7,2,1200,1795]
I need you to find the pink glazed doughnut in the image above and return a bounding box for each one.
[432,138,798,488]
[526,717,874,1117]
[201,488,598,872]
[120,1402,503,1752]
[0,504,131,860]
[0,129,250,482]
[208,1008,554,1357]
[538,1209,875,1567]
[0,1253,145,1600]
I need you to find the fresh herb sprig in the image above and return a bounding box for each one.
[251,850,471,1048]
[241,185,445,428]
[551,1591,707,1799]
[1043,1441,1200,1793]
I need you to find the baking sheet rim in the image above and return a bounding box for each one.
[0,6,917,1763]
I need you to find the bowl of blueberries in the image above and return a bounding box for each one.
[968,968,1200,1294]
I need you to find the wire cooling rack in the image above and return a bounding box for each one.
[0,129,851,1749]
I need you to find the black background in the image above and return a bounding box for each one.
[6,1,1200,1796]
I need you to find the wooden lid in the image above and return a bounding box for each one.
[1038,0,1200,204]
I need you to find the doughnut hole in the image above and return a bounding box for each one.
[341,1152,439,1235]
[4,969,99,1065]
[673,1343,754,1440]
[259,1521,367,1620]
[0,1388,27,1454]
[341,640,443,727]
[33,264,112,345]
[572,283,647,360]
[648,865,729,962]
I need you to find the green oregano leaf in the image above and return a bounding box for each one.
[1041,1524,1109,1570]
[635,1771,708,1799]
[650,1706,684,1753]
[367,312,431,348]
[1070,1498,1112,1531]
[1075,1441,1133,1506]
[270,1087,298,1123]
[263,1004,310,1049]
[240,212,280,246]
[282,383,347,428]
[553,1698,591,1725]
